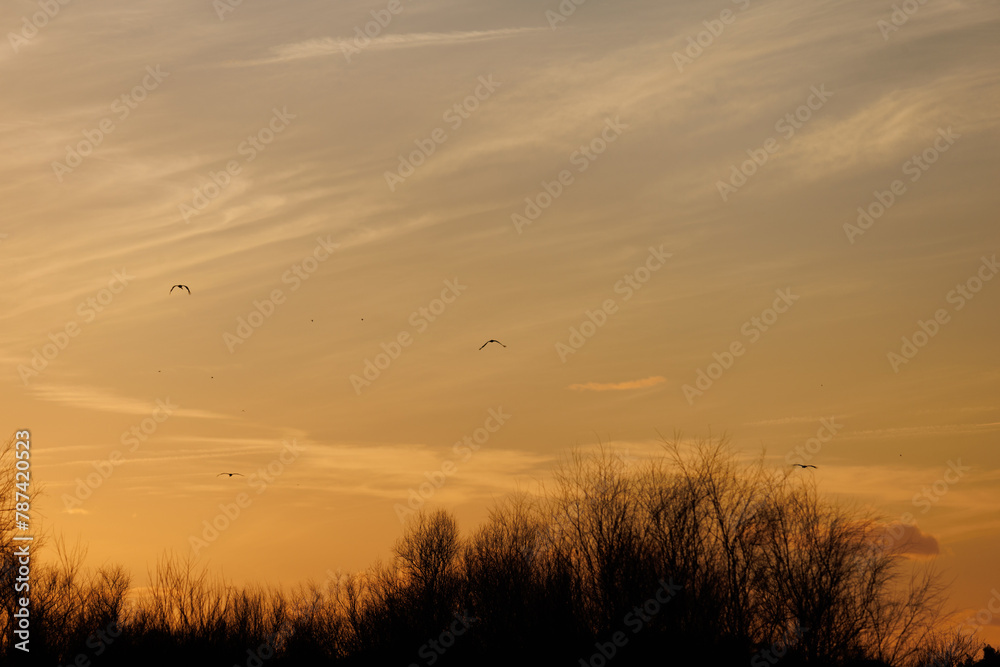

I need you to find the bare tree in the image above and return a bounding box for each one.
[0,434,17,656]
[393,509,461,603]
[0,431,980,666]
[551,445,654,634]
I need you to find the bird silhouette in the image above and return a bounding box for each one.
[792,464,817,469]
[479,339,506,350]
[217,472,244,477]
[170,284,191,294]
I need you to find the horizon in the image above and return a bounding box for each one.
[2,0,999,653]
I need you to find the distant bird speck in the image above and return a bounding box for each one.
[170,284,191,294]
[479,339,506,350]
[792,464,817,469]
[217,472,244,477]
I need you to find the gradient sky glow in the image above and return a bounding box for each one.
[2,0,999,645]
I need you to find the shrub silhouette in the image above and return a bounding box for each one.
[0,433,987,666]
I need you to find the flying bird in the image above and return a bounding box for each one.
[792,464,817,469]
[170,284,191,294]
[479,339,506,350]
[217,472,244,477]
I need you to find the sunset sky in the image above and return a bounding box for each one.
[2,0,998,645]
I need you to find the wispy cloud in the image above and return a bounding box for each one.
[569,376,666,392]
[746,416,828,426]
[28,384,227,419]
[240,28,543,66]
[839,423,1000,440]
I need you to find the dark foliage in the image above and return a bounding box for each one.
[0,435,988,666]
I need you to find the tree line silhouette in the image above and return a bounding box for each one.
[0,434,993,666]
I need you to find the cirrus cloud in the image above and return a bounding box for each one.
[235,28,545,67]
[569,376,666,392]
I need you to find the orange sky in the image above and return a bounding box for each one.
[2,0,998,647]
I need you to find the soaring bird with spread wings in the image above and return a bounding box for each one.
[170,284,191,294]
[479,339,506,350]
[792,464,817,469]
[217,472,243,477]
